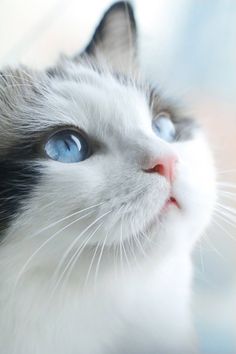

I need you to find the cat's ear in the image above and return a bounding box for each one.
[74,1,137,74]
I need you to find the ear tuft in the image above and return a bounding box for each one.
[75,1,137,74]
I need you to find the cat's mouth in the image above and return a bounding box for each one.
[161,196,180,214]
[141,195,181,236]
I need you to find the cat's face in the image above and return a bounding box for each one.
[0,3,216,263]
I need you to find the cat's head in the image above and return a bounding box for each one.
[0,2,216,266]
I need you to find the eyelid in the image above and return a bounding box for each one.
[154,112,172,120]
[43,125,88,142]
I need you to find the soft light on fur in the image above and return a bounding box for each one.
[0,2,216,353]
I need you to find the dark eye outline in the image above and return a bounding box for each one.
[152,112,176,142]
[42,126,92,163]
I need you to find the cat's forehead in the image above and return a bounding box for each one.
[49,64,152,134]
[44,63,198,142]
[0,66,144,119]
[0,64,197,155]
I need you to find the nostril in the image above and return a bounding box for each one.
[146,164,165,175]
[144,157,178,183]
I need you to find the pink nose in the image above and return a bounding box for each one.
[144,156,178,183]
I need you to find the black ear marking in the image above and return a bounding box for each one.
[74,1,137,73]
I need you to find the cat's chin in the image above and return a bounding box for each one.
[134,196,181,241]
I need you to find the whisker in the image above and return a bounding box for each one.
[217,182,236,189]
[119,214,131,272]
[94,229,110,289]
[29,202,105,239]
[198,239,205,274]
[214,209,236,227]
[201,232,226,260]
[215,202,236,215]
[214,216,236,232]
[15,209,96,286]
[218,190,236,199]
[212,216,236,242]
[84,239,103,289]
[51,210,112,292]
[52,220,106,295]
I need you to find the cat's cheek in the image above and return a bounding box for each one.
[172,134,216,238]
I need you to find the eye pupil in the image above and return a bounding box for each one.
[64,140,71,151]
[45,129,90,163]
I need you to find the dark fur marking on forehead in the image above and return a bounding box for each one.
[0,159,41,239]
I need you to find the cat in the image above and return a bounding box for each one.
[0,2,216,353]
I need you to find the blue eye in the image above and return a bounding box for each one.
[152,114,176,142]
[45,129,90,163]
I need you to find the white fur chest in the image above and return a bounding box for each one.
[0,251,195,354]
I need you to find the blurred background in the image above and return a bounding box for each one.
[0,0,235,352]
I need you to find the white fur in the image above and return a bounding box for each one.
[0,65,216,353]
